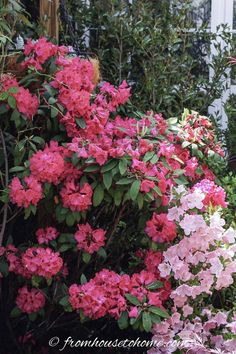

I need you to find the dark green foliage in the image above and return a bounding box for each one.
[61,0,231,117]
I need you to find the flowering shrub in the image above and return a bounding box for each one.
[149,187,236,353]
[0,38,234,352]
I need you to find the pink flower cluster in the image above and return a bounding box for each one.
[23,37,68,70]
[43,52,130,140]
[149,188,236,353]
[0,74,38,119]
[74,223,106,254]
[193,178,227,208]
[149,308,236,354]
[16,286,45,314]
[9,176,42,208]
[69,268,170,320]
[36,227,59,245]
[178,111,224,157]
[8,59,224,217]
[22,247,63,278]
[30,141,66,185]
[60,181,93,212]
[145,213,177,243]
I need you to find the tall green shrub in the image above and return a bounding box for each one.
[61,0,232,117]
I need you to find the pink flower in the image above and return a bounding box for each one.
[14,87,38,119]
[158,263,171,277]
[179,214,205,235]
[9,176,42,208]
[22,247,63,278]
[145,213,177,243]
[144,250,163,275]
[140,180,155,193]
[30,142,66,185]
[23,37,68,69]
[129,306,139,318]
[182,305,193,317]
[74,223,106,254]
[69,269,129,320]
[193,179,227,208]
[184,157,198,178]
[88,145,108,165]
[0,74,38,119]
[16,286,45,313]
[60,181,93,212]
[36,227,59,245]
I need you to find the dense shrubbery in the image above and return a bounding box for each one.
[61,0,231,118]
[0,38,236,353]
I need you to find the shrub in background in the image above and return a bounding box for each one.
[61,0,231,117]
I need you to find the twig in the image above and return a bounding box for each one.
[0,129,8,246]
[105,203,127,249]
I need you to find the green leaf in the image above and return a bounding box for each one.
[119,159,127,175]
[130,180,141,201]
[83,164,100,172]
[142,312,152,332]
[97,247,107,259]
[174,177,188,185]
[10,109,20,122]
[9,166,25,173]
[71,153,79,166]
[137,193,144,209]
[146,281,163,290]
[58,233,74,242]
[51,107,58,118]
[150,154,159,164]
[44,84,57,96]
[75,118,86,129]
[66,213,76,226]
[93,184,104,207]
[7,96,16,109]
[116,178,134,185]
[10,307,22,318]
[0,92,8,101]
[118,311,129,330]
[0,104,8,115]
[125,294,141,306]
[114,189,122,206]
[173,169,185,176]
[167,117,178,125]
[143,151,155,162]
[80,274,87,285]
[182,141,191,148]
[48,97,57,104]
[153,186,162,196]
[31,275,42,288]
[149,306,170,318]
[59,296,69,306]
[32,136,45,146]
[82,252,91,264]
[29,313,37,322]
[101,159,118,173]
[150,313,161,324]
[58,244,72,252]
[102,171,112,189]
[8,87,18,94]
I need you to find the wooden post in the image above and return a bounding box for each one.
[39,0,59,41]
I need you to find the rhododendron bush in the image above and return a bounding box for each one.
[0,38,235,353]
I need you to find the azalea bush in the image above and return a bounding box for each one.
[0,37,235,353]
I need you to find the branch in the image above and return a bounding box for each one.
[105,203,127,249]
